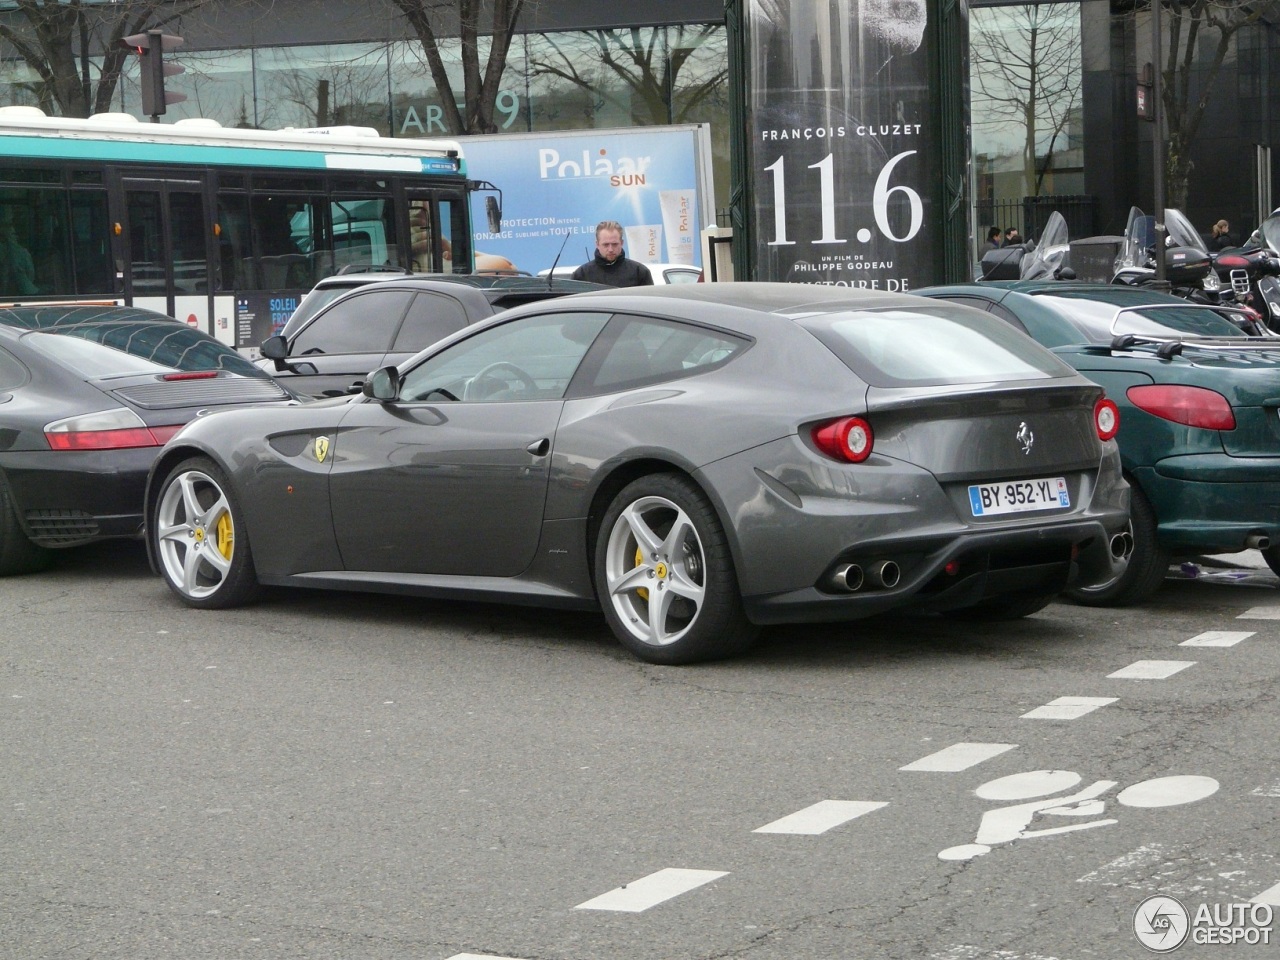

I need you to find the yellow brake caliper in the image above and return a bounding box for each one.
[635,547,648,601]
[215,511,234,561]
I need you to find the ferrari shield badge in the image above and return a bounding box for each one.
[313,436,330,463]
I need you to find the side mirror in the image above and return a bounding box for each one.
[259,334,288,362]
[486,195,502,234]
[362,365,399,401]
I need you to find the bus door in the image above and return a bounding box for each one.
[118,176,214,334]
[405,188,470,274]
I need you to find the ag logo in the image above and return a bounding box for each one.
[313,436,330,463]
[1134,895,1190,952]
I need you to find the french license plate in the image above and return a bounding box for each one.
[968,477,1070,516]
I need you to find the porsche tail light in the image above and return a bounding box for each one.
[161,371,219,381]
[811,416,874,463]
[44,408,182,450]
[1094,397,1120,441]
[1126,384,1236,431]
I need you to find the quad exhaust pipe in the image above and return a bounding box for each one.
[1246,533,1270,550]
[831,560,900,592]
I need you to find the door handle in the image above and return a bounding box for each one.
[526,438,550,456]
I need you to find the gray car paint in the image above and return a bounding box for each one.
[147,284,1130,619]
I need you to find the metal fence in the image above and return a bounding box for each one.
[977,195,1097,242]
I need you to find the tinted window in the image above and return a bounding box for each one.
[23,323,264,378]
[291,289,413,355]
[400,311,610,402]
[581,315,748,392]
[800,306,1072,387]
[392,292,473,352]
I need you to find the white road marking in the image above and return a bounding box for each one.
[931,947,1067,959]
[1251,780,1280,798]
[1107,660,1195,680]
[753,799,888,834]
[1115,775,1219,807]
[1077,844,1168,884]
[1238,605,1280,619]
[1020,696,1116,720]
[900,742,1016,772]
[1252,881,1280,905]
[574,868,728,912]
[1181,630,1255,647]
[448,955,530,960]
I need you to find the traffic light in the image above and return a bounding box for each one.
[119,29,186,118]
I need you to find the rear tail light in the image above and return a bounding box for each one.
[1127,384,1236,431]
[1094,397,1120,441]
[162,371,219,381]
[811,416,874,463]
[44,408,183,451]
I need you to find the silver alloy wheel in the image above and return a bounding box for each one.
[155,468,236,600]
[604,494,706,647]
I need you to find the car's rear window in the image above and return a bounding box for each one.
[796,305,1073,387]
[23,322,265,379]
[1034,294,1247,342]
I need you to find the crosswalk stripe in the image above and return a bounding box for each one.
[447,955,530,960]
[1252,881,1280,906]
[900,742,1016,772]
[1020,696,1116,719]
[1181,630,1254,647]
[574,868,729,912]
[1107,660,1195,679]
[753,799,888,834]
[1237,606,1280,619]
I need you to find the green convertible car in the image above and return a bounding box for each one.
[919,281,1280,605]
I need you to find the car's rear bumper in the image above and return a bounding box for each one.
[1140,457,1280,552]
[1,448,153,546]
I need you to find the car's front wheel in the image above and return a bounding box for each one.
[1065,483,1166,606]
[152,457,260,608]
[595,473,757,665]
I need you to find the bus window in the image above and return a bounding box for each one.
[409,197,434,273]
[252,194,318,291]
[68,190,111,296]
[216,192,251,292]
[170,191,209,295]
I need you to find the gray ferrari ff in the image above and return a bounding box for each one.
[145,284,1130,664]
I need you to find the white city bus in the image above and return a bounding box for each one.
[0,106,482,348]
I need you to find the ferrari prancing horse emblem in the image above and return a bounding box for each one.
[1016,422,1034,455]
[314,436,330,463]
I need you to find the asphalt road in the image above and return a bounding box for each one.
[4,543,1280,960]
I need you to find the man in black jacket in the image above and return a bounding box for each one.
[571,220,654,287]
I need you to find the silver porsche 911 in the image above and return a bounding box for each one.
[144,284,1130,664]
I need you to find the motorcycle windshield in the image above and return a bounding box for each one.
[1257,215,1280,254]
[1115,206,1149,271]
[1020,211,1069,280]
[1164,208,1209,254]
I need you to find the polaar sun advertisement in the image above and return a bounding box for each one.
[747,0,941,289]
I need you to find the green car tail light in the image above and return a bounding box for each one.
[1126,384,1236,431]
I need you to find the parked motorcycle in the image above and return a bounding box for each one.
[977,213,1073,281]
[1111,206,1221,304]
[1215,211,1280,331]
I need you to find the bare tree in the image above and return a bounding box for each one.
[529,25,727,126]
[0,0,208,118]
[970,3,1081,197]
[388,0,525,134]
[1154,0,1280,209]
[259,47,389,130]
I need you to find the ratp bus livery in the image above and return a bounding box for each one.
[0,106,476,349]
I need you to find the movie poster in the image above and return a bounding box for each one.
[747,0,940,289]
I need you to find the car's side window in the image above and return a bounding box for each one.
[392,293,472,352]
[983,301,1030,335]
[398,311,610,403]
[0,345,28,389]
[575,314,749,394]
[291,289,413,355]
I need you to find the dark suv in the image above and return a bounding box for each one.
[257,275,604,398]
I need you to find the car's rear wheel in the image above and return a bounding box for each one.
[595,473,757,664]
[1065,483,1167,606]
[0,474,51,575]
[1261,546,1280,579]
[152,457,260,608]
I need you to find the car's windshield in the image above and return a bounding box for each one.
[1036,295,1247,343]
